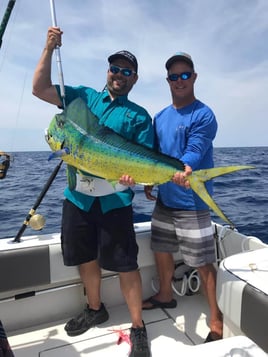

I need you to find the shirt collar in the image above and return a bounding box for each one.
[103,89,128,105]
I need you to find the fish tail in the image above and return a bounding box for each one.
[188,165,254,227]
[193,165,255,181]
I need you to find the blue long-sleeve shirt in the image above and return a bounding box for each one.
[154,99,218,210]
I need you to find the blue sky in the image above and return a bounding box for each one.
[0,0,268,151]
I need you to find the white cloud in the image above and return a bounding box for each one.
[0,0,268,151]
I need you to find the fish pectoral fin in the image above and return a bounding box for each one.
[108,180,119,189]
[48,147,70,161]
[193,165,254,182]
[67,165,77,190]
[189,175,234,227]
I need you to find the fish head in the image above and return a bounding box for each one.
[45,112,67,151]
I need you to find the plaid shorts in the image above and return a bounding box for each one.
[151,202,216,267]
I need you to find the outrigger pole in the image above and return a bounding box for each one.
[0,1,15,177]
[0,0,16,49]
[49,0,65,107]
[13,0,65,242]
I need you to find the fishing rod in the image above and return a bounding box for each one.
[13,0,65,242]
[13,160,63,242]
[0,0,16,49]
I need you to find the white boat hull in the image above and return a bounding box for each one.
[0,222,267,356]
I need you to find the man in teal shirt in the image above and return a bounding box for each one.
[59,84,153,213]
[33,26,153,357]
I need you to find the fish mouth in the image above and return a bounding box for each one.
[44,128,49,144]
[44,128,65,151]
[44,128,57,145]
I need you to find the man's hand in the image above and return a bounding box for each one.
[119,174,135,186]
[172,164,192,189]
[144,185,156,201]
[46,27,63,51]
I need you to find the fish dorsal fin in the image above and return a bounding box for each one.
[64,97,99,133]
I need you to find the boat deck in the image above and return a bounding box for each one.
[7,293,209,356]
[2,224,268,356]
[7,293,266,357]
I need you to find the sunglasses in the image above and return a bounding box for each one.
[109,65,136,77]
[168,72,193,81]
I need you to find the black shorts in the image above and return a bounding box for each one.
[61,199,138,272]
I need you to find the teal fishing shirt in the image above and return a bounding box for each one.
[55,85,154,213]
[154,100,218,210]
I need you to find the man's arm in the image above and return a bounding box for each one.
[32,27,63,107]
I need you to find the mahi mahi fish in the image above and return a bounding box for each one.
[46,97,254,227]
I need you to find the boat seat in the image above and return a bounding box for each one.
[0,245,50,293]
[0,242,81,300]
[0,226,156,300]
[217,247,268,353]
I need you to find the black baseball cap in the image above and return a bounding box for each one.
[108,50,138,72]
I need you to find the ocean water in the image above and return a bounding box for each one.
[0,147,267,244]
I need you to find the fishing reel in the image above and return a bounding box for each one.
[29,214,46,231]
[0,151,10,179]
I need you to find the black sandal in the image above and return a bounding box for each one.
[142,296,177,310]
[204,332,222,343]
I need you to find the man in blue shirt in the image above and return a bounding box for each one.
[142,52,223,343]
[33,27,153,357]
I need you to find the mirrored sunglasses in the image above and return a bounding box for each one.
[109,65,135,77]
[168,72,193,81]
